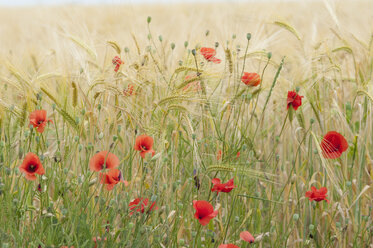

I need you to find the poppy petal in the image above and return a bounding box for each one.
[240,231,255,243]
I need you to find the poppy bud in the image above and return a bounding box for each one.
[52,103,56,110]
[171,43,175,50]
[147,16,151,23]
[293,213,299,221]
[215,42,219,48]
[310,118,315,124]
[124,47,129,53]
[267,52,272,59]
[98,132,104,140]
[78,144,83,151]
[118,125,122,133]
[246,33,252,41]
[309,224,314,230]
[184,41,188,48]
[242,144,247,151]
[205,30,210,36]
[128,222,134,228]
[74,136,79,142]
[36,92,42,101]
[178,60,183,66]
[158,35,163,42]
[191,49,196,56]
[296,86,300,92]
[113,135,118,142]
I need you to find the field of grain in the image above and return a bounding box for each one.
[0,1,372,247]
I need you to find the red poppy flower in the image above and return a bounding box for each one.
[19,152,45,181]
[241,72,260,87]
[183,74,201,92]
[123,84,136,96]
[305,186,329,203]
[193,200,218,226]
[218,244,240,248]
[287,90,303,111]
[200,47,221,64]
[129,198,158,215]
[217,150,222,160]
[320,131,348,159]
[134,135,155,158]
[211,178,236,195]
[112,56,124,72]
[89,151,120,172]
[100,168,128,190]
[240,231,255,243]
[29,110,53,133]
[236,151,240,158]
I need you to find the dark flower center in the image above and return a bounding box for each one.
[37,120,44,125]
[28,164,37,172]
[141,145,148,151]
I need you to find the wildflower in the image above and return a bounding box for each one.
[112,56,124,72]
[19,153,45,181]
[123,84,136,96]
[218,244,240,248]
[134,135,155,158]
[236,151,240,158]
[193,200,218,226]
[89,151,120,172]
[217,150,222,160]
[241,72,260,87]
[29,110,53,133]
[182,74,201,92]
[305,186,329,203]
[100,168,128,190]
[129,198,157,215]
[37,183,42,192]
[287,90,303,111]
[240,231,255,243]
[211,178,236,195]
[320,131,348,159]
[200,47,221,64]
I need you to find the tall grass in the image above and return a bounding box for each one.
[0,1,372,247]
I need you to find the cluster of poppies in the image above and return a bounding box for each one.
[286,90,348,203]
[88,134,158,214]
[19,110,158,217]
[16,48,349,246]
[193,178,255,247]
